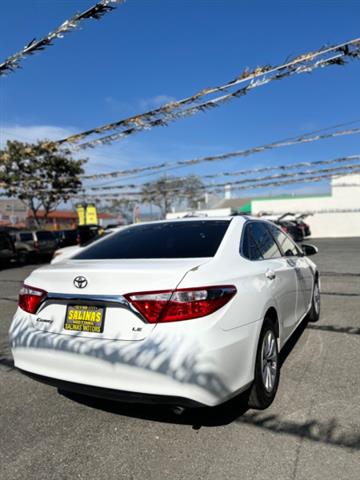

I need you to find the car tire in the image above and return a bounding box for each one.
[307,279,320,323]
[248,318,280,410]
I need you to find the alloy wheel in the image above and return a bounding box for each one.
[314,282,320,314]
[261,330,278,393]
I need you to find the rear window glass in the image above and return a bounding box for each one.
[74,221,230,259]
[20,233,33,242]
[37,231,55,240]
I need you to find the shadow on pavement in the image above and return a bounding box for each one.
[0,355,14,369]
[321,291,360,297]
[0,339,14,370]
[321,271,360,278]
[60,388,250,429]
[307,323,360,336]
[237,412,360,451]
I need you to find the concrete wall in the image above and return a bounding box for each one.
[305,212,360,238]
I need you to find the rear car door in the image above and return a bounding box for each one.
[267,224,313,321]
[244,222,298,342]
[0,232,15,264]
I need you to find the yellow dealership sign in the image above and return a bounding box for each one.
[85,203,98,225]
[76,203,98,225]
[76,204,86,225]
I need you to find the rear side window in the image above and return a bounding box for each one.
[36,231,55,241]
[243,222,281,260]
[267,224,301,257]
[20,233,33,242]
[74,221,230,259]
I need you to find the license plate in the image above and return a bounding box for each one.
[64,305,105,333]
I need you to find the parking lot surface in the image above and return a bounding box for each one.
[0,238,359,480]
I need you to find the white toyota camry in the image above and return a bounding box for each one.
[9,217,320,410]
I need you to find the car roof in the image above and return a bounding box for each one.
[132,216,243,225]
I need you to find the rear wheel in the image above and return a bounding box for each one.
[307,279,320,323]
[248,319,280,410]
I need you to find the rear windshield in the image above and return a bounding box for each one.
[74,221,230,259]
[37,231,55,240]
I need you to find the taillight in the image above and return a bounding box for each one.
[34,240,39,250]
[125,285,237,323]
[18,285,47,314]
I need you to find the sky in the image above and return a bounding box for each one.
[1,0,360,201]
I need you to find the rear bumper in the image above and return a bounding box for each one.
[10,309,261,407]
[19,370,205,408]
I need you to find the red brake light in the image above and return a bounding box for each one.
[19,285,47,314]
[125,285,237,323]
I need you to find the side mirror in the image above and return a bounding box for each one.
[301,244,318,256]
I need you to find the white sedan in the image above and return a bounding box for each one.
[9,217,320,409]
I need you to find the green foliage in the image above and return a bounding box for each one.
[140,175,204,217]
[0,140,86,226]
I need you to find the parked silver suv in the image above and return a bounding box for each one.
[11,230,57,262]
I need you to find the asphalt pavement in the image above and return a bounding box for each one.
[0,238,359,480]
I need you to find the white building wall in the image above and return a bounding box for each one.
[251,174,360,238]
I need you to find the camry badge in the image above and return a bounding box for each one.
[73,276,88,289]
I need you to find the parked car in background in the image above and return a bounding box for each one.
[77,225,105,246]
[0,230,17,268]
[54,229,78,249]
[275,213,312,242]
[294,214,311,238]
[11,230,58,262]
[258,212,312,243]
[275,219,304,242]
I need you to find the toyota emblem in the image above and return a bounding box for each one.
[73,276,88,289]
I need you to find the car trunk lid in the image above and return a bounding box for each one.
[26,258,209,341]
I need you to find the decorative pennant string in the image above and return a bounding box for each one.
[70,166,360,200]
[54,37,360,149]
[0,0,125,76]
[80,126,360,180]
[24,161,360,196]
[86,155,360,191]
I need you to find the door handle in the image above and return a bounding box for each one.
[265,269,276,280]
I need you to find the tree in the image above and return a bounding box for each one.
[140,175,204,217]
[108,197,139,224]
[0,140,86,227]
